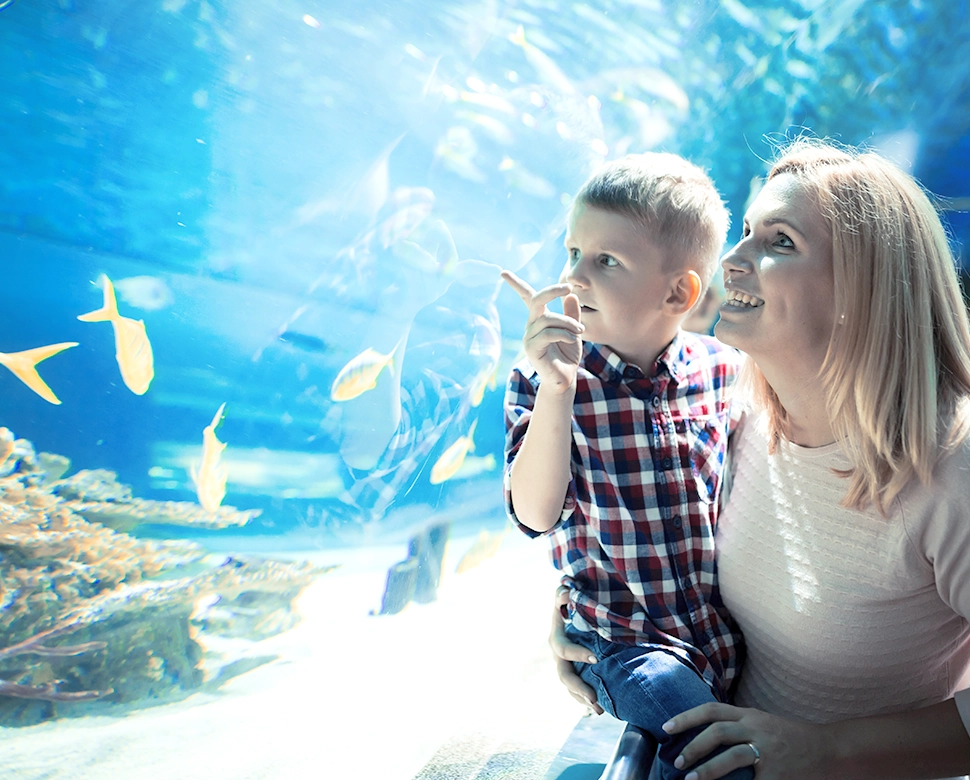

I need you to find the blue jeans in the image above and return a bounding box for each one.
[566,624,753,780]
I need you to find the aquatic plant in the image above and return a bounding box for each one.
[0,426,332,725]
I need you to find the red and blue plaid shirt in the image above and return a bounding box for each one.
[504,333,743,699]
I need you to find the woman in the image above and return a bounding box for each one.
[551,139,970,779]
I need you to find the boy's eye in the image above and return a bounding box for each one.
[599,254,619,268]
[568,247,580,263]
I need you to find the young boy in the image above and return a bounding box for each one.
[502,153,751,779]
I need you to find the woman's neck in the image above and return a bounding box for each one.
[760,363,837,448]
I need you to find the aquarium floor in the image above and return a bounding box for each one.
[0,531,586,779]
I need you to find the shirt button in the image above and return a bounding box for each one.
[672,516,682,528]
[681,577,691,590]
[662,457,673,470]
[623,366,637,378]
[652,396,661,408]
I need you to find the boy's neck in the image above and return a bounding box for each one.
[606,324,681,374]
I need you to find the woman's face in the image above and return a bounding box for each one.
[714,173,837,376]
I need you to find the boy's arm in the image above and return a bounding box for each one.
[508,379,577,533]
[501,270,584,534]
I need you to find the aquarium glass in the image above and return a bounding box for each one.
[1,0,969,777]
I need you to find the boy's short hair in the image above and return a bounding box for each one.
[574,153,729,287]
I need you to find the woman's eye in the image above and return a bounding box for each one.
[774,232,794,249]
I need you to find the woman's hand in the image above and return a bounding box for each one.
[548,585,604,715]
[662,702,833,779]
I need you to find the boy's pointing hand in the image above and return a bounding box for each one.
[501,270,584,393]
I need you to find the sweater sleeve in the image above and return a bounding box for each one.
[919,443,970,620]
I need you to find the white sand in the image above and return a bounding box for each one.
[0,532,586,779]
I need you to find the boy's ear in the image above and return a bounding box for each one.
[664,270,702,314]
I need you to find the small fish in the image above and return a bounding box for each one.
[455,528,505,573]
[113,275,174,311]
[0,342,78,404]
[450,452,497,481]
[430,419,477,485]
[469,364,499,407]
[278,331,328,353]
[330,345,398,402]
[508,25,575,95]
[78,274,155,395]
[191,403,228,512]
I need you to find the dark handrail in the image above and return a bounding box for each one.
[599,724,654,780]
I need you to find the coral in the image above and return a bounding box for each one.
[51,468,261,531]
[0,427,333,724]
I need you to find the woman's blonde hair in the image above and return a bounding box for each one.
[743,138,970,514]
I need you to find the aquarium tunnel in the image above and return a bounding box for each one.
[1,0,969,778]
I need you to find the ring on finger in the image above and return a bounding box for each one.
[745,742,761,766]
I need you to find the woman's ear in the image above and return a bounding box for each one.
[665,270,702,314]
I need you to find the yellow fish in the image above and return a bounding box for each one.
[430,419,477,485]
[455,529,506,574]
[191,403,228,512]
[78,274,154,395]
[468,363,499,408]
[0,342,79,404]
[330,346,397,402]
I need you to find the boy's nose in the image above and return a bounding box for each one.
[560,261,588,288]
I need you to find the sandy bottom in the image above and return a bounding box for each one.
[0,531,586,779]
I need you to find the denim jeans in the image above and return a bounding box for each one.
[565,624,753,780]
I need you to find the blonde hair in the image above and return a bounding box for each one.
[575,153,729,287]
[744,138,970,514]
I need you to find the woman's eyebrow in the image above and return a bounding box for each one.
[761,216,805,237]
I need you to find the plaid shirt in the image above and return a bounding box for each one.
[504,334,743,698]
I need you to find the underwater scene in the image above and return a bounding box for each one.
[1,0,969,777]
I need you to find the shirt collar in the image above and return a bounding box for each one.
[584,332,687,385]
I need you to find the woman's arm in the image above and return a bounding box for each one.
[661,699,970,780]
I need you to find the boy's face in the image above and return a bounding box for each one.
[560,203,675,369]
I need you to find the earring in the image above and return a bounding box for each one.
[838,312,846,324]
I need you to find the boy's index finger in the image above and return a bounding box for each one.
[499,269,537,303]
[501,270,573,315]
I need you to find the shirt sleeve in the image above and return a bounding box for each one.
[503,360,575,538]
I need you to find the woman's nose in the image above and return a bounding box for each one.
[720,244,751,274]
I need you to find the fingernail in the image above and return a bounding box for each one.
[661,719,674,732]
[685,773,698,780]
[587,655,596,663]
[674,756,685,769]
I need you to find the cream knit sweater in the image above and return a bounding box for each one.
[717,413,970,744]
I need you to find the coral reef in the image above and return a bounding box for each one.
[0,427,334,725]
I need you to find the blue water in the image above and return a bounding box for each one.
[1,0,970,768]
